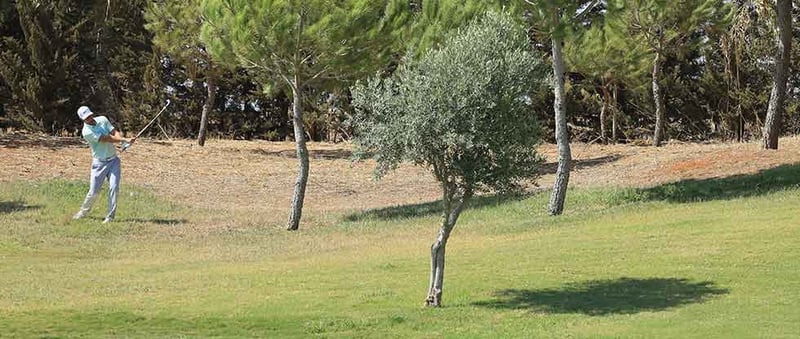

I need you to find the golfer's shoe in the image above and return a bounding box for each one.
[102,217,113,224]
[72,211,86,220]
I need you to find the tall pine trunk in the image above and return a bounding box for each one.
[287,78,310,231]
[612,84,618,143]
[600,84,610,143]
[600,102,607,142]
[286,10,310,231]
[652,51,666,147]
[762,0,792,150]
[548,33,571,216]
[425,189,471,307]
[198,72,216,146]
[95,0,120,127]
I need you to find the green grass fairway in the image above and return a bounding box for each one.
[2,167,800,338]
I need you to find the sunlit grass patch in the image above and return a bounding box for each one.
[2,176,800,337]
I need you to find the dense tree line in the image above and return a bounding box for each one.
[1,0,796,304]
[0,1,797,146]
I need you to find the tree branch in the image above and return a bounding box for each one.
[574,0,602,21]
[309,65,331,81]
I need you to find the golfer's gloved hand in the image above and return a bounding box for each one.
[121,137,137,151]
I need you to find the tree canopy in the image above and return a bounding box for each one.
[0,0,796,147]
[198,0,398,230]
[351,11,549,306]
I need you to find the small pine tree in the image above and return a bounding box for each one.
[520,0,606,216]
[200,0,397,230]
[566,12,651,143]
[611,0,732,146]
[146,0,222,146]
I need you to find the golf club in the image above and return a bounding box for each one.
[121,99,171,152]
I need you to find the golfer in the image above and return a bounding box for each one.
[72,106,135,223]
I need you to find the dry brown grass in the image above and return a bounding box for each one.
[4,133,800,229]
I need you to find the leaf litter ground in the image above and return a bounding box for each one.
[3,133,800,230]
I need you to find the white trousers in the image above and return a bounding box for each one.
[78,156,121,220]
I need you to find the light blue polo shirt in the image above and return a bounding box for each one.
[82,116,118,160]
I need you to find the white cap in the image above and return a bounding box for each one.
[77,106,92,120]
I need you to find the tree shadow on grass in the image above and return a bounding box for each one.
[118,218,188,225]
[539,155,623,175]
[344,193,531,222]
[473,277,728,316]
[618,164,800,204]
[0,201,42,214]
[252,148,353,160]
[0,134,84,150]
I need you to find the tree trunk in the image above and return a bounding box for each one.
[273,90,291,141]
[762,0,792,150]
[424,220,451,308]
[600,102,606,143]
[738,108,744,143]
[198,72,216,147]
[652,51,665,147]
[600,84,610,143]
[95,0,120,120]
[612,84,618,143]
[425,189,471,307]
[548,34,571,216]
[287,81,310,231]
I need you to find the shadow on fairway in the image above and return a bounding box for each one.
[0,200,42,214]
[539,154,623,175]
[344,193,531,222]
[0,134,84,149]
[473,277,728,316]
[119,218,188,225]
[618,163,800,204]
[252,148,353,160]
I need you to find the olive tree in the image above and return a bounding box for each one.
[350,11,549,307]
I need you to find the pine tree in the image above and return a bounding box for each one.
[97,0,160,134]
[389,0,514,53]
[0,0,82,132]
[614,0,731,147]
[200,0,397,230]
[0,0,157,134]
[762,0,793,149]
[519,0,606,216]
[146,0,223,146]
[566,13,650,143]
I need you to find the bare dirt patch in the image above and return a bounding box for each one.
[3,133,800,228]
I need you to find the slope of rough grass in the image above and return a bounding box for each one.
[1,170,799,338]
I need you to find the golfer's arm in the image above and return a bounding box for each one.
[99,130,127,144]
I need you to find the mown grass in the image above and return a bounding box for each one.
[1,165,800,338]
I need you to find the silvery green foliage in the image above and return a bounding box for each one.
[351,11,548,194]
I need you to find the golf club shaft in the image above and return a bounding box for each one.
[121,100,170,152]
[134,100,171,139]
